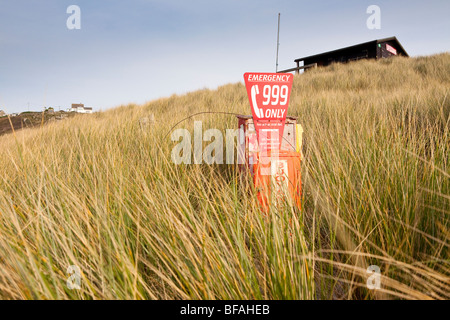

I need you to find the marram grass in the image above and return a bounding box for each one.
[0,54,448,299]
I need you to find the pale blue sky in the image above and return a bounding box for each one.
[0,0,449,113]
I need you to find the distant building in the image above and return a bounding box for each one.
[0,110,5,117]
[69,103,93,114]
[282,36,409,73]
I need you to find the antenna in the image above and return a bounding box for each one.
[276,13,281,73]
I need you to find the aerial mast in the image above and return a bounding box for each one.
[276,13,281,73]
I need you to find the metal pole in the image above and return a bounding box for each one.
[276,13,280,73]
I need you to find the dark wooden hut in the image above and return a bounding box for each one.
[291,37,408,72]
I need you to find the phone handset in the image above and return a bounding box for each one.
[251,85,263,118]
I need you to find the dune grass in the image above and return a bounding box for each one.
[0,53,448,299]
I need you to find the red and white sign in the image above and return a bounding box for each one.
[386,44,397,55]
[244,73,294,151]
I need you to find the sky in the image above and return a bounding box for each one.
[0,0,449,114]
